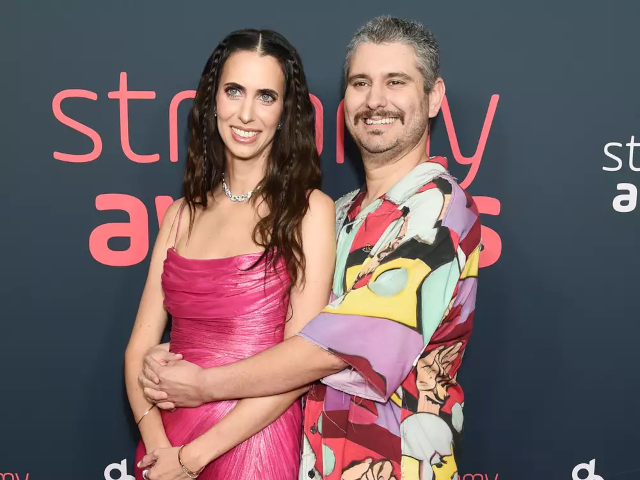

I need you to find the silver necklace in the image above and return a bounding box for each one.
[222,174,254,202]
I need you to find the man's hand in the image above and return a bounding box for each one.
[146,343,183,367]
[138,344,183,407]
[139,356,207,410]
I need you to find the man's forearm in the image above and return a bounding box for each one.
[201,336,346,401]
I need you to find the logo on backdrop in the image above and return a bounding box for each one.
[0,474,29,480]
[461,474,499,480]
[104,459,135,480]
[52,72,501,268]
[572,459,604,480]
[603,135,639,212]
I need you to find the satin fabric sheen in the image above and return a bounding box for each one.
[134,248,302,479]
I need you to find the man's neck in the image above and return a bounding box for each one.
[360,139,429,209]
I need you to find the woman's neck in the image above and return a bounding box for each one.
[223,152,268,196]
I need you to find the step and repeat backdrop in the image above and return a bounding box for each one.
[3,1,639,479]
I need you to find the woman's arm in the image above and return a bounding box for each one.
[178,190,336,472]
[124,199,184,452]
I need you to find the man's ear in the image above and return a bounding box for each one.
[428,78,446,118]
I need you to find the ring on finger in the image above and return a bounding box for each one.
[142,469,150,480]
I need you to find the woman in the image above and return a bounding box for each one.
[124,29,335,480]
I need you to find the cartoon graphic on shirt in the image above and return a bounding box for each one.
[416,342,463,415]
[298,159,481,480]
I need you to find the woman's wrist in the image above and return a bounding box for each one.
[142,432,171,453]
[181,439,215,472]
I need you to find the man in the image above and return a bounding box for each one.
[141,16,481,480]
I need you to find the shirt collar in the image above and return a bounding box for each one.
[384,159,448,205]
[340,157,450,225]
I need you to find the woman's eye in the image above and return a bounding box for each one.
[260,94,275,102]
[227,88,240,96]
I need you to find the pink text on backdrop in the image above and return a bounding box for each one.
[50,73,501,268]
[90,191,500,268]
[53,73,324,164]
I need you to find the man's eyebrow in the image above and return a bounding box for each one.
[347,73,372,83]
[384,72,413,81]
[347,72,414,83]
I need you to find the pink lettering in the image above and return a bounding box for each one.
[441,94,500,188]
[108,72,159,163]
[475,196,500,216]
[169,90,196,163]
[309,94,324,155]
[336,99,345,164]
[89,194,149,266]
[474,196,502,268]
[52,90,102,163]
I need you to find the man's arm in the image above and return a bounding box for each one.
[143,326,347,406]
[207,336,346,400]
[144,181,480,406]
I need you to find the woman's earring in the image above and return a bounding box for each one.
[213,107,217,117]
[277,122,282,130]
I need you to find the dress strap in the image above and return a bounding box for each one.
[173,200,187,250]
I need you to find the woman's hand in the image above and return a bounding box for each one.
[145,344,183,367]
[138,445,204,480]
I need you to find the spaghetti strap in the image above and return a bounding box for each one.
[173,201,187,250]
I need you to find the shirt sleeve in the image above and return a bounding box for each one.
[298,186,480,402]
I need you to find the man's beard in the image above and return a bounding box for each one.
[359,134,401,154]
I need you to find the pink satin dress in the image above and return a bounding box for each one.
[134,208,302,479]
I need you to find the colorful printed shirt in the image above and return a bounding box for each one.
[297,158,481,480]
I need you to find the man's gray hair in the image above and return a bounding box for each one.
[345,16,440,92]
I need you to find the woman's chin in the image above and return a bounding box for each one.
[225,144,267,161]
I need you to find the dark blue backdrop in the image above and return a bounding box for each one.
[3,1,639,479]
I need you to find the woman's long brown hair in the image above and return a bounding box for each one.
[182,29,322,294]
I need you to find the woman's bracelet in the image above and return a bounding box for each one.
[136,404,157,426]
[178,444,205,479]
